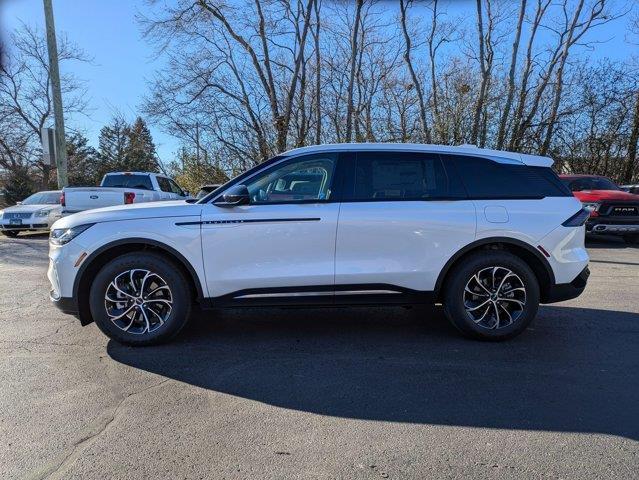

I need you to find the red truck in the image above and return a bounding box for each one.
[559,174,639,244]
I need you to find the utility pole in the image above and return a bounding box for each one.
[43,0,68,188]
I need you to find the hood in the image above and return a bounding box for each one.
[53,200,202,229]
[3,204,59,215]
[572,189,639,202]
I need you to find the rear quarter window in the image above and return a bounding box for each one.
[449,155,572,199]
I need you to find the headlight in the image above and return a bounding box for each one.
[50,224,94,246]
[581,202,600,212]
[35,209,52,217]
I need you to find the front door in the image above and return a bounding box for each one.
[200,153,341,301]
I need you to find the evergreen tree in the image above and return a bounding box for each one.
[98,117,130,174]
[125,117,159,172]
[2,165,35,205]
[67,133,101,186]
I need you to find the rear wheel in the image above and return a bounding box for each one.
[89,252,192,346]
[443,251,540,341]
[1,230,20,237]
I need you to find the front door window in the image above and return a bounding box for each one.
[244,154,337,204]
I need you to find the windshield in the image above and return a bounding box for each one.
[102,174,153,190]
[564,177,619,192]
[22,192,60,205]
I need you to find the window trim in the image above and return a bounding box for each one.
[207,152,345,206]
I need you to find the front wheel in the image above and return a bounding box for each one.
[443,251,540,341]
[89,252,192,346]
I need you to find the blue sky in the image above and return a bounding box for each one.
[1,0,636,163]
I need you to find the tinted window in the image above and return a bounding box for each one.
[168,179,185,196]
[564,177,619,192]
[245,154,337,204]
[351,152,463,201]
[451,156,571,198]
[156,177,172,192]
[102,174,153,190]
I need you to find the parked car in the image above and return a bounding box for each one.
[620,184,639,194]
[1,190,62,237]
[560,174,639,244]
[62,172,190,214]
[49,143,589,346]
[195,184,222,199]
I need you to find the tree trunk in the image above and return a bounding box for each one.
[496,0,527,150]
[345,0,363,142]
[470,0,488,145]
[623,89,639,183]
[399,0,432,143]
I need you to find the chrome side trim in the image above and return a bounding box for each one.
[234,291,334,299]
[334,290,401,295]
[234,289,401,299]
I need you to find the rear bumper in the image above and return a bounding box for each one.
[542,266,590,303]
[587,220,639,234]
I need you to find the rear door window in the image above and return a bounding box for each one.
[449,155,571,198]
[348,151,465,201]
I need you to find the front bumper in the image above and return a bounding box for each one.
[1,222,49,230]
[543,266,590,303]
[50,291,79,316]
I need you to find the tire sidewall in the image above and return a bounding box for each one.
[443,251,540,340]
[89,252,191,346]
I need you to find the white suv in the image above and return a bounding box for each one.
[48,144,590,345]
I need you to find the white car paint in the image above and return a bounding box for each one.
[1,191,62,233]
[48,143,589,331]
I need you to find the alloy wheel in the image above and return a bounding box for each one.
[463,266,526,330]
[104,269,173,334]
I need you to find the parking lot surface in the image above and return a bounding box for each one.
[0,233,638,479]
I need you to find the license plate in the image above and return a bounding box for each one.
[9,219,22,225]
[612,207,638,215]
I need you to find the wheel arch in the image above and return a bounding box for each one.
[434,237,555,302]
[73,238,204,326]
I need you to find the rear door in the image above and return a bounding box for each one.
[334,151,476,293]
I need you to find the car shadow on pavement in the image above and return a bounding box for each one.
[108,304,639,440]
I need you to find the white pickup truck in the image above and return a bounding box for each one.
[62,172,190,214]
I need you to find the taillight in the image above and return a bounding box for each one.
[124,192,135,204]
[60,191,65,207]
[562,208,590,227]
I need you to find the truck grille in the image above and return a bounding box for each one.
[3,212,32,220]
[597,202,639,220]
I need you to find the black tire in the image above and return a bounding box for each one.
[623,234,639,245]
[89,252,192,346]
[1,230,20,237]
[442,250,540,341]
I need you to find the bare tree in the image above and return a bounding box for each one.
[496,0,527,149]
[399,0,431,143]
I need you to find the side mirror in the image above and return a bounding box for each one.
[216,184,250,207]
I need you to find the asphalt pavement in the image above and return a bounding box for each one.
[0,233,637,479]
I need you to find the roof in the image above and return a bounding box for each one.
[281,143,553,167]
